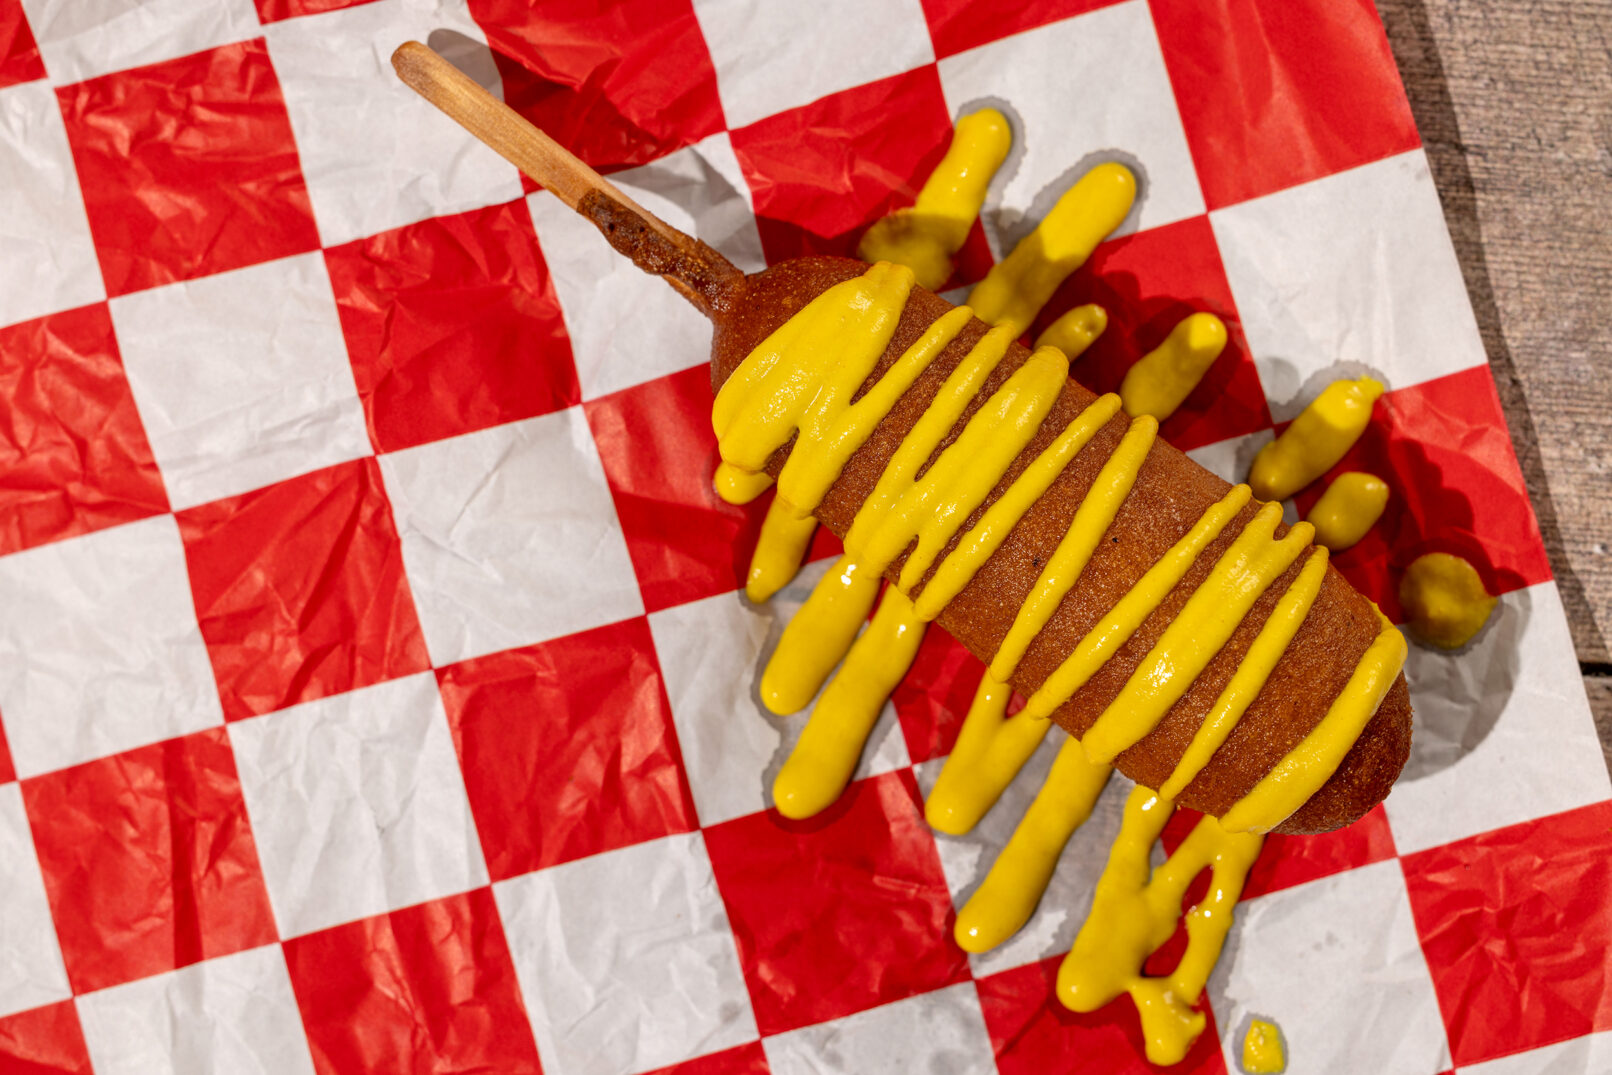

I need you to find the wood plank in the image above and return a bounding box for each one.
[1376,0,1612,666]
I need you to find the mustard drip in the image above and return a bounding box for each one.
[1249,378,1384,503]
[1398,552,1497,650]
[748,498,820,602]
[1058,786,1265,1067]
[969,163,1137,331]
[773,586,926,819]
[1159,548,1330,801]
[858,108,1012,290]
[1019,485,1253,721]
[925,672,1052,835]
[1078,505,1315,765]
[1036,303,1108,360]
[1307,471,1389,553]
[761,554,880,714]
[953,735,1112,952]
[1119,313,1228,422]
[1219,614,1407,834]
[1242,1019,1288,1074]
[716,461,773,504]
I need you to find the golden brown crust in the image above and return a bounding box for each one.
[710,256,1412,834]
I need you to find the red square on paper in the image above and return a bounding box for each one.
[703,770,968,1035]
[1290,366,1554,618]
[0,720,13,785]
[978,955,1227,1075]
[1042,214,1271,452]
[21,729,277,995]
[641,1042,771,1075]
[177,457,430,723]
[438,616,696,881]
[1402,799,1612,1066]
[254,0,381,23]
[325,201,580,454]
[56,38,320,297]
[0,304,169,557]
[921,0,1127,59]
[0,1000,92,1075]
[893,625,990,764]
[585,366,761,613]
[1150,0,1421,209]
[470,0,724,175]
[284,888,542,1075]
[0,2,45,89]
[731,66,956,266]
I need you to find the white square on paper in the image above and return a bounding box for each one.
[77,944,316,1075]
[1185,428,1275,487]
[20,0,260,85]
[649,562,911,827]
[378,408,642,666]
[0,515,223,778]
[0,785,71,1017]
[1463,1030,1612,1075]
[109,251,371,511]
[532,132,766,401]
[228,672,488,939]
[0,81,104,328]
[265,0,523,249]
[918,745,1130,979]
[1211,150,1487,419]
[937,1,1204,251]
[1384,582,1612,854]
[494,831,757,1075]
[1208,860,1451,1075]
[763,981,996,1075]
[692,0,934,129]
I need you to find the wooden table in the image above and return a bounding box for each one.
[1376,0,1612,770]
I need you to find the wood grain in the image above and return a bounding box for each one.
[1374,0,1612,758]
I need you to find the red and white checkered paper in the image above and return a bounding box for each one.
[0,0,1607,1072]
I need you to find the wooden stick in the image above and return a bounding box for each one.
[391,40,738,312]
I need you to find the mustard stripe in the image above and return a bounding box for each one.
[1158,547,1330,801]
[989,414,1157,682]
[1079,505,1316,765]
[1219,616,1408,834]
[1021,485,1252,720]
[914,391,1123,622]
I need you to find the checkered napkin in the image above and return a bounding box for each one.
[0,0,1607,1073]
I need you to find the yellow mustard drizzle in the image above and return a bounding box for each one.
[773,586,925,819]
[716,460,773,504]
[747,501,820,602]
[1398,552,1497,650]
[1036,303,1108,360]
[1159,548,1330,801]
[989,414,1157,682]
[968,163,1136,331]
[1119,313,1228,422]
[1249,377,1384,502]
[1077,506,1315,765]
[1307,472,1390,553]
[952,734,1112,952]
[1059,786,1265,1067]
[1219,614,1407,834]
[1018,485,1254,720]
[858,108,1013,290]
[926,673,1052,835]
[1242,1018,1288,1074]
